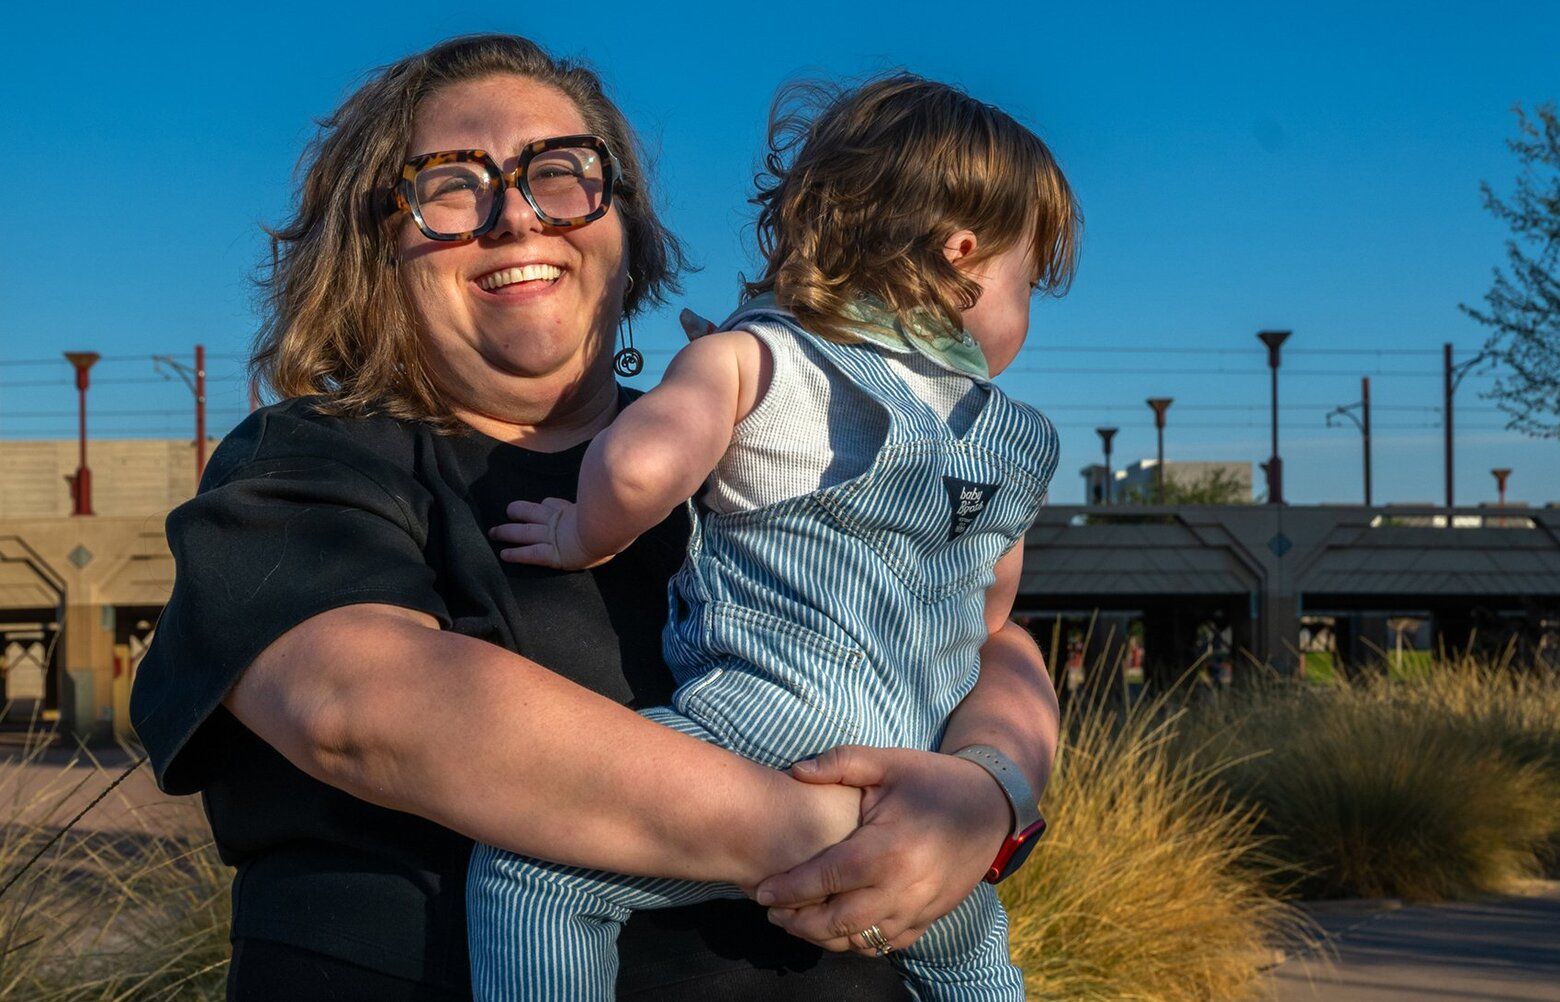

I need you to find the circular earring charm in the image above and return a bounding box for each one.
[613,347,644,377]
[614,311,642,377]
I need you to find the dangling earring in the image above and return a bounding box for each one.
[614,273,643,377]
[614,315,644,377]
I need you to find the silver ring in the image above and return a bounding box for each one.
[858,924,894,957]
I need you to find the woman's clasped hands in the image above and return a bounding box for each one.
[757,745,1011,957]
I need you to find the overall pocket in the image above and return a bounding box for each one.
[816,440,1035,603]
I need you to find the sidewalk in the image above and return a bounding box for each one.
[1262,882,1560,1001]
[0,744,204,837]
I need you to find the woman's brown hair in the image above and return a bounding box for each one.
[744,74,1080,344]
[254,34,686,427]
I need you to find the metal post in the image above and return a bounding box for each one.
[1362,377,1372,507]
[1258,330,1291,505]
[195,344,207,479]
[63,352,100,516]
[1444,342,1454,509]
[1096,427,1118,505]
[1146,398,1173,503]
[1492,468,1511,506]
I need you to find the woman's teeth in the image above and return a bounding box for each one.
[478,264,562,291]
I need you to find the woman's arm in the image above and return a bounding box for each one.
[224,601,857,888]
[756,547,1060,953]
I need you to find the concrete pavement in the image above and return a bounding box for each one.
[1262,882,1560,1001]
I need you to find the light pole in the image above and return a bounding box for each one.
[1258,330,1291,505]
[1146,398,1173,503]
[154,344,209,480]
[63,352,100,516]
[1443,343,1487,509]
[1096,427,1118,505]
[1492,468,1512,506]
[1326,376,1373,506]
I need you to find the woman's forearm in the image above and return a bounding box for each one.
[225,603,852,886]
[939,620,1060,800]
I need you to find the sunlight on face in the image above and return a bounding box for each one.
[958,241,1040,377]
[397,74,628,426]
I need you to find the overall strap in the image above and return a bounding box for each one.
[723,307,959,443]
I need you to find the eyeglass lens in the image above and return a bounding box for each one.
[412,148,607,234]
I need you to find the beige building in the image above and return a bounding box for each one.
[1,438,215,741]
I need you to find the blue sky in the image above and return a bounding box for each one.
[2,1,1557,505]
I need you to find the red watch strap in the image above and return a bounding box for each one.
[985,817,1048,883]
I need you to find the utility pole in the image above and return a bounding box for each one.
[63,352,100,516]
[1442,344,1486,509]
[154,345,209,481]
[1146,398,1173,503]
[1326,376,1373,506]
[1444,343,1454,508]
[1258,330,1291,505]
[1095,427,1118,505]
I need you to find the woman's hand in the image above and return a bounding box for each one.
[753,746,1010,955]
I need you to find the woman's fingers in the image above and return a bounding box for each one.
[790,745,890,788]
[769,913,926,958]
[756,826,886,907]
[678,308,718,342]
[766,886,904,947]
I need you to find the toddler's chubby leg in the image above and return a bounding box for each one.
[466,707,747,1002]
[889,883,1026,1002]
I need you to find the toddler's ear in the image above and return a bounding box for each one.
[942,229,979,268]
[679,308,718,342]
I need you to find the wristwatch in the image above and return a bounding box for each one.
[952,744,1047,884]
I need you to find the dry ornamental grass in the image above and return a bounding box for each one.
[0,648,1554,1000]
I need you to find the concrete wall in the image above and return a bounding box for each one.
[0,437,209,740]
[0,438,216,518]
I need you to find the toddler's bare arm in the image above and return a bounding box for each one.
[492,330,770,568]
[941,544,1058,794]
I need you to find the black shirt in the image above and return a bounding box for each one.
[130,393,909,998]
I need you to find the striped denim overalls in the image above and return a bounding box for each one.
[468,307,1059,1002]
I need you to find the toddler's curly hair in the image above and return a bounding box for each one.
[744,73,1080,343]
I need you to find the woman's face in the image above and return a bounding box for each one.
[398,74,627,430]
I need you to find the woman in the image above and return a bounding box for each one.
[130,33,1060,1001]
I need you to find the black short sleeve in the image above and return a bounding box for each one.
[131,405,452,794]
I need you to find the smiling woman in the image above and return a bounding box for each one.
[130,32,1053,1002]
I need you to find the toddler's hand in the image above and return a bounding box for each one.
[489,498,610,569]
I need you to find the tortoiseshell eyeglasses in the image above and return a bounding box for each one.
[383,134,619,240]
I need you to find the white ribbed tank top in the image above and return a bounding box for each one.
[702,321,987,515]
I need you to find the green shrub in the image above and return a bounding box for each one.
[1177,654,1560,900]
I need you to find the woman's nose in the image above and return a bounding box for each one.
[488,186,542,240]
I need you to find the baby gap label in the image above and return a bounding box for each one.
[943,476,1001,540]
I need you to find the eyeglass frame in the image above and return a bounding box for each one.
[383,134,621,241]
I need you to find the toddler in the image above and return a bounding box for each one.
[468,73,1078,1001]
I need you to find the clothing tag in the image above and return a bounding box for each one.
[944,476,1001,540]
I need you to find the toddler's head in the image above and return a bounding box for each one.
[745,73,1080,374]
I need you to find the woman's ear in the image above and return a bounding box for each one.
[942,229,979,268]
